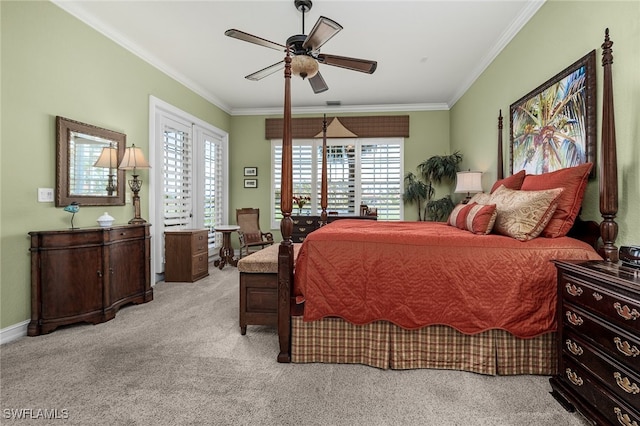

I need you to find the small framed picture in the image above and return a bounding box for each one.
[244,167,257,176]
[244,179,257,188]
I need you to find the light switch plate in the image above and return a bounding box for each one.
[38,188,54,202]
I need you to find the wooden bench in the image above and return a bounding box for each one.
[237,243,301,335]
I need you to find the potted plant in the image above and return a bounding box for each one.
[403,151,462,221]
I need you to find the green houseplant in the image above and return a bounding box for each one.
[403,151,463,221]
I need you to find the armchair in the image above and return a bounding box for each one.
[236,208,274,258]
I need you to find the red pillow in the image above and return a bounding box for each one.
[520,163,592,238]
[448,202,497,235]
[490,170,526,193]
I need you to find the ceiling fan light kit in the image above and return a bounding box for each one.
[225,0,376,94]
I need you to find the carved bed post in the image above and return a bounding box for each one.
[278,49,293,362]
[497,110,504,180]
[599,28,619,263]
[320,115,328,225]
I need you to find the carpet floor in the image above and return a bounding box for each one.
[1,264,591,425]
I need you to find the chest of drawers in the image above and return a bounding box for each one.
[550,260,640,426]
[164,229,209,282]
[290,215,378,243]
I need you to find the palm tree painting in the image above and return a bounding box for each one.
[510,51,596,175]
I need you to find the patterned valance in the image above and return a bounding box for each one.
[265,115,409,139]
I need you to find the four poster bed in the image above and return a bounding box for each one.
[275,29,620,375]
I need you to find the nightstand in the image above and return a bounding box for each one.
[550,260,640,426]
[164,229,209,282]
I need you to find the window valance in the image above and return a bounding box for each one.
[265,115,409,139]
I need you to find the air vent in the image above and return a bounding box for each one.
[326,101,341,106]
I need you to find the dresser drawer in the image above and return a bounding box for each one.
[191,230,209,254]
[108,225,147,242]
[561,272,640,334]
[562,356,640,426]
[191,252,209,277]
[564,330,640,410]
[564,302,640,369]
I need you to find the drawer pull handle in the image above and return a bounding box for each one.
[298,227,306,232]
[120,232,126,236]
[566,368,583,386]
[613,407,638,426]
[565,339,583,356]
[614,302,640,321]
[565,283,583,296]
[614,372,640,394]
[97,270,102,278]
[566,311,584,326]
[614,337,640,357]
[305,220,313,225]
[593,292,603,301]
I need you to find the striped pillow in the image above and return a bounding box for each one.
[448,202,498,235]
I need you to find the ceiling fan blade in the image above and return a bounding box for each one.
[302,16,342,51]
[245,61,285,81]
[317,54,377,74]
[225,29,286,51]
[308,71,328,94]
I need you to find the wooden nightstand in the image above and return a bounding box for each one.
[164,229,209,282]
[550,260,640,426]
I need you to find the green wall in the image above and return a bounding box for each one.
[451,0,640,248]
[0,1,230,329]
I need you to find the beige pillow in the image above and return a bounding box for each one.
[469,192,491,205]
[490,185,563,241]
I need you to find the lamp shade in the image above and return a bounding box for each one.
[291,55,319,79]
[454,171,483,194]
[118,144,150,171]
[93,146,119,169]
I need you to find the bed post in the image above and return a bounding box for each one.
[278,49,294,362]
[599,28,619,263]
[497,110,504,180]
[320,115,328,225]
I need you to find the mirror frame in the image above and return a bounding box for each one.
[55,116,126,207]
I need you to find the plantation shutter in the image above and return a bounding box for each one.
[360,141,402,220]
[163,119,193,231]
[203,131,224,249]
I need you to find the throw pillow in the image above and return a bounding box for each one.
[490,169,526,193]
[490,185,564,241]
[521,163,592,238]
[448,202,498,235]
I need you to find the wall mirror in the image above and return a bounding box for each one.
[55,116,126,206]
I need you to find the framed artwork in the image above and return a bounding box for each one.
[510,50,596,176]
[244,179,257,188]
[244,167,257,176]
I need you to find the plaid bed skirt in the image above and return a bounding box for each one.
[291,316,557,375]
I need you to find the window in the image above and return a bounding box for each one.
[271,138,403,228]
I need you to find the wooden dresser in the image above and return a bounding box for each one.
[164,229,209,282]
[291,215,377,243]
[29,224,152,336]
[551,260,640,426]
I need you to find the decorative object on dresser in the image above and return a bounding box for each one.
[96,212,115,228]
[93,145,119,195]
[164,229,209,282]
[620,246,640,269]
[118,144,151,224]
[551,260,639,426]
[28,224,153,336]
[63,202,79,229]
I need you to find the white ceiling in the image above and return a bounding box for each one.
[53,0,545,115]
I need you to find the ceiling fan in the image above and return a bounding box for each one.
[224,0,377,94]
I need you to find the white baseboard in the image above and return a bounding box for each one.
[0,320,29,345]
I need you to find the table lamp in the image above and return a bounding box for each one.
[118,144,151,224]
[454,171,483,204]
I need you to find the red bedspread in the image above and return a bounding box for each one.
[293,220,602,338]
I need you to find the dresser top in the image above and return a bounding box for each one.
[554,260,640,291]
